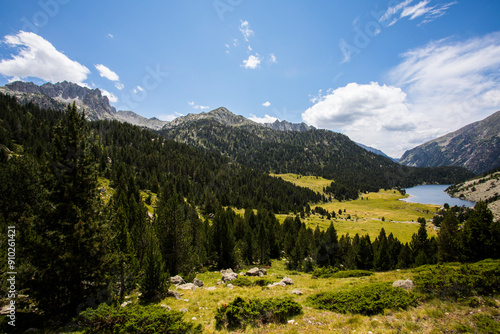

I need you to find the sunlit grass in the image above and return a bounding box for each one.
[270,173,334,195]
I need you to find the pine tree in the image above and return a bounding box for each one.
[141,225,169,300]
[462,201,494,262]
[374,229,390,271]
[26,103,112,315]
[437,212,460,263]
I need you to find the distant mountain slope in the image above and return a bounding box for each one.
[356,142,398,162]
[263,119,314,132]
[0,81,167,130]
[399,110,500,174]
[447,168,500,221]
[159,108,473,196]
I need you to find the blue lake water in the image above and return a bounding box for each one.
[401,184,476,207]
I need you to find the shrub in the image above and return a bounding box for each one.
[308,283,417,315]
[231,277,253,287]
[413,260,500,299]
[77,303,202,333]
[214,296,302,330]
[312,267,373,279]
[231,277,275,287]
[473,314,500,333]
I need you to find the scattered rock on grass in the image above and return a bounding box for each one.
[392,279,414,290]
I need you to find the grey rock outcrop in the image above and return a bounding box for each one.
[392,279,414,290]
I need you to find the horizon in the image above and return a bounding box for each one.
[0,1,499,157]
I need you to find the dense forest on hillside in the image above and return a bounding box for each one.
[160,118,474,200]
[0,94,498,330]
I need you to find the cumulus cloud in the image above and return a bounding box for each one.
[188,101,209,110]
[269,53,277,63]
[100,89,118,103]
[302,82,417,157]
[242,54,261,69]
[262,101,271,107]
[0,31,90,84]
[249,114,279,123]
[95,64,119,81]
[380,0,457,26]
[239,20,254,42]
[304,32,500,158]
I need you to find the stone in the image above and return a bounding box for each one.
[259,268,267,276]
[268,281,286,288]
[290,289,303,295]
[392,279,414,290]
[227,283,234,289]
[177,283,197,291]
[165,289,181,300]
[220,268,234,275]
[180,308,188,313]
[205,286,216,291]
[245,267,261,276]
[120,301,132,307]
[281,277,294,285]
[160,304,171,311]
[170,275,186,285]
[222,272,238,282]
[193,278,204,287]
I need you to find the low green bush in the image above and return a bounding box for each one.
[77,303,202,333]
[308,283,417,315]
[214,296,302,330]
[231,277,275,287]
[312,267,373,279]
[413,260,500,300]
[473,314,500,333]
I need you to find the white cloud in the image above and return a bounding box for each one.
[302,82,416,157]
[100,89,118,103]
[304,32,500,158]
[249,114,279,123]
[380,0,457,26]
[158,112,183,122]
[115,82,124,90]
[248,45,253,52]
[262,101,271,107]
[107,33,114,38]
[188,101,209,110]
[0,31,90,84]
[389,32,500,133]
[95,64,120,81]
[239,20,254,42]
[269,53,277,63]
[242,54,261,69]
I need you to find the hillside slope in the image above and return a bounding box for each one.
[400,110,500,174]
[447,168,500,220]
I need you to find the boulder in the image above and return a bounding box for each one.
[245,267,261,276]
[392,279,414,290]
[165,289,181,300]
[222,272,238,282]
[205,286,216,291]
[180,308,188,313]
[259,268,267,276]
[177,283,197,291]
[221,268,234,275]
[170,275,186,285]
[281,277,294,285]
[193,278,204,287]
[268,281,286,288]
[227,283,234,289]
[290,289,303,295]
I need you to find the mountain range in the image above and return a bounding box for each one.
[1,80,498,177]
[399,110,500,174]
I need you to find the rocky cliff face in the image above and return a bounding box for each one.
[262,120,314,132]
[399,110,500,174]
[0,81,167,130]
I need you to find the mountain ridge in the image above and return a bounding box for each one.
[399,110,500,174]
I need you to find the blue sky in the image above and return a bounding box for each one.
[0,0,500,158]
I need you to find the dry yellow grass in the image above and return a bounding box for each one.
[155,259,499,333]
